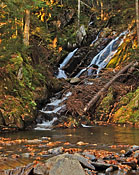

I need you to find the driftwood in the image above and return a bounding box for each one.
[84,61,134,113]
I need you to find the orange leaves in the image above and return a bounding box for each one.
[52,37,57,48]
[47,141,61,147]
[64,148,82,154]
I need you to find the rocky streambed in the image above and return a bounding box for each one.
[0,145,139,175]
[0,126,139,174]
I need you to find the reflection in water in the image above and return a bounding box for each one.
[1,125,139,148]
[0,126,139,173]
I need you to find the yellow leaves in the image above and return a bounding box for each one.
[58,46,62,52]
[41,13,45,22]
[49,37,58,49]
[52,37,57,48]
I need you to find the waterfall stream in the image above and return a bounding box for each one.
[35,92,72,130]
[75,30,128,77]
[35,30,128,130]
[56,48,78,79]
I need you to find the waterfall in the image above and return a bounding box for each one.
[35,92,72,130]
[56,48,78,79]
[75,30,128,77]
[35,30,128,130]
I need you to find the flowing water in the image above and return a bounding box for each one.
[0,125,139,161]
[1,30,138,172]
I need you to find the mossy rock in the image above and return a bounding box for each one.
[96,88,114,120]
[113,87,139,124]
[0,110,4,125]
[48,77,64,93]
[15,117,24,129]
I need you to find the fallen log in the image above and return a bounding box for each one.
[84,61,134,113]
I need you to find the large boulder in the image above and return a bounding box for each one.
[33,153,96,175]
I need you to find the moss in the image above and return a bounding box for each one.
[0,52,47,130]
[96,88,114,120]
[113,87,139,124]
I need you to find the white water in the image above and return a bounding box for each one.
[75,30,128,77]
[35,92,72,130]
[35,117,58,130]
[35,31,128,130]
[57,48,78,79]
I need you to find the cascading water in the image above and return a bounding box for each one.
[35,30,128,130]
[75,30,128,77]
[35,92,72,130]
[57,48,78,79]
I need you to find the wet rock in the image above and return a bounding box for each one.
[82,152,97,162]
[21,153,30,158]
[122,161,137,170]
[91,162,118,171]
[63,47,89,75]
[48,147,64,154]
[70,77,80,84]
[105,166,114,173]
[133,150,139,159]
[124,145,139,157]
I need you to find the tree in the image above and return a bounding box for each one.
[78,0,81,27]
[136,0,139,46]
[23,9,30,46]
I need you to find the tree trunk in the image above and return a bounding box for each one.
[23,9,30,46]
[136,0,139,46]
[84,61,134,113]
[78,0,81,27]
[100,0,104,20]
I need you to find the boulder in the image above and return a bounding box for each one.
[46,156,85,175]
[48,147,64,154]
[70,77,80,84]
[44,153,95,175]
[33,163,48,175]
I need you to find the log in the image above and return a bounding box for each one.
[84,61,134,113]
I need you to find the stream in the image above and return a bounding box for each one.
[0,125,139,173]
[0,125,139,157]
[0,29,138,174]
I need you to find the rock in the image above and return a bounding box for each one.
[0,110,4,125]
[133,150,139,159]
[124,145,139,157]
[48,157,85,175]
[21,153,30,158]
[0,163,34,175]
[76,25,86,46]
[105,166,114,173]
[70,77,80,84]
[82,152,97,161]
[48,147,64,154]
[44,153,95,175]
[91,162,118,171]
[33,163,48,175]
[122,161,137,170]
